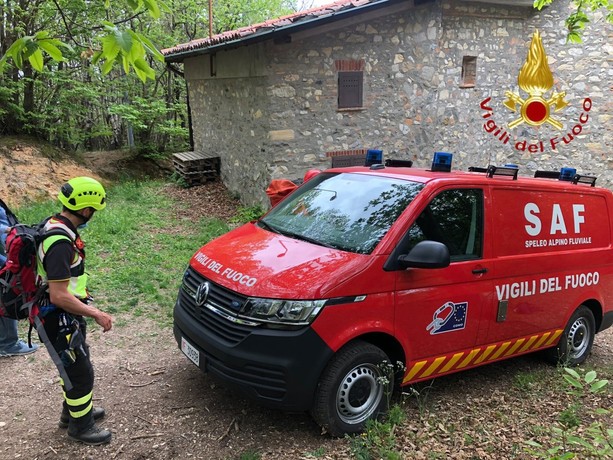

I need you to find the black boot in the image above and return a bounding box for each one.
[59,406,105,428]
[67,424,112,446]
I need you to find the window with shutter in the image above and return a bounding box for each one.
[338,71,363,109]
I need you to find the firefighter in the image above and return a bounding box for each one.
[37,176,113,445]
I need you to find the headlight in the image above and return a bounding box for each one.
[240,298,326,326]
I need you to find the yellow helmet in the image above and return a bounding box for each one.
[58,177,107,211]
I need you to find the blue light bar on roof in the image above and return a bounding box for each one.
[431,152,452,172]
[559,167,576,181]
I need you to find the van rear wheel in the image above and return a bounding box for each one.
[544,305,595,366]
[311,341,391,437]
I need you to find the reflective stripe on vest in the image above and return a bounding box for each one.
[37,219,87,299]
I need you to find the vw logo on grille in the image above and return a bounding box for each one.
[195,282,210,307]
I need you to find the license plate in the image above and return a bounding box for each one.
[181,337,200,367]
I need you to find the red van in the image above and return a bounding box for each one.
[173,160,613,436]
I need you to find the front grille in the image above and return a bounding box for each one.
[179,267,256,345]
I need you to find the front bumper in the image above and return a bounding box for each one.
[173,299,333,412]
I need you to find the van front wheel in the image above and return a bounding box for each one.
[545,305,595,366]
[311,341,391,437]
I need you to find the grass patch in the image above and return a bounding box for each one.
[15,180,230,327]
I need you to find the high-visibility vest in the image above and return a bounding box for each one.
[37,217,87,299]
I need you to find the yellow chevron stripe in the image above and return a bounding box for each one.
[503,338,526,357]
[419,356,446,378]
[544,329,563,346]
[533,332,552,349]
[457,348,481,369]
[474,345,497,364]
[439,352,465,374]
[402,329,564,383]
[404,361,428,383]
[519,335,539,353]
[488,341,512,361]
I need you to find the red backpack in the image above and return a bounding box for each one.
[0,200,66,322]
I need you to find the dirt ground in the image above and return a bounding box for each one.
[0,143,611,460]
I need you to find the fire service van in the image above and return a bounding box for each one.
[173,157,613,436]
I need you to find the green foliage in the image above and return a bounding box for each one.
[524,367,612,459]
[534,0,613,43]
[230,205,266,224]
[513,370,539,392]
[563,367,610,395]
[558,403,581,429]
[109,97,189,157]
[237,451,262,460]
[305,447,326,458]
[0,0,298,153]
[0,0,165,81]
[350,405,406,460]
[213,0,296,32]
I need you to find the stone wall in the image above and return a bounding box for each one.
[184,0,612,206]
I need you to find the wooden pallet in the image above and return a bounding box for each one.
[172,151,220,185]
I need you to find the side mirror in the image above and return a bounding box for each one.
[397,241,450,269]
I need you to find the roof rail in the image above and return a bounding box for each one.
[468,166,488,173]
[572,174,597,187]
[486,165,518,180]
[534,170,560,179]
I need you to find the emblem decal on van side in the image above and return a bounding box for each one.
[426,301,468,335]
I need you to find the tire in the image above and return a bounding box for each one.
[311,341,392,437]
[544,305,595,366]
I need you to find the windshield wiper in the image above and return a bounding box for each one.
[257,220,278,233]
[275,228,337,249]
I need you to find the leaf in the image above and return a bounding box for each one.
[585,370,597,383]
[134,65,148,83]
[126,0,139,10]
[590,379,609,393]
[129,40,145,62]
[564,367,581,379]
[131,31,164,62]
[563,374,583,389]
[143,0,161,18]
[114,29,133,53]
[133,57,155,80]
[3,37,27,69]
[92,50,103,65]
[102,34,122,61]
[122,54,130,74]
[102,58,114,75]
[158,0,172,13]
[34,30,50,40]
[28,48,44,71]
[38,40,64,62]
[525,440,543,447]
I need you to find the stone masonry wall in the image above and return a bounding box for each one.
[185,0,612,206]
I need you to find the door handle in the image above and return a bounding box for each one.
[472,267,488,275]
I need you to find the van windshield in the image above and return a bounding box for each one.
[260,172,424,254]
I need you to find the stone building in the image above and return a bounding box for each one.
[163,0,612,206]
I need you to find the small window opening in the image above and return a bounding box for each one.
[460,56,477,88]
[210,53,217,77]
